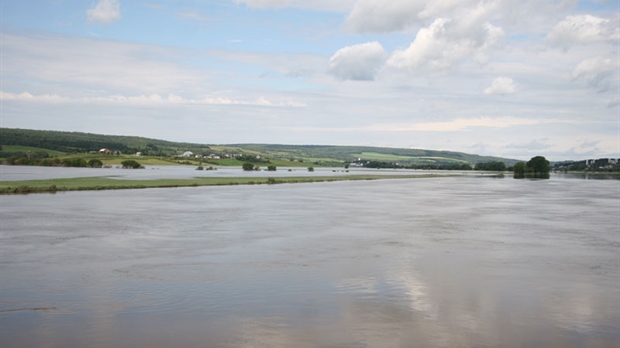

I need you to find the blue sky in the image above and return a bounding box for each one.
[1,0,618,160]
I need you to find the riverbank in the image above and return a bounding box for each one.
[0,173,454,194]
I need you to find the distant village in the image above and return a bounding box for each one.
[95,148,246,160]
[553,158,619,171]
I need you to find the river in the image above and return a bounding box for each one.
[1,175,619,347]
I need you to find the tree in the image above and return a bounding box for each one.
[526,156,550,178]
[513,162,526,178]
[307,166,314,172]
[267,165,276,171]
[242,162,255,171]
[514,156,550,179]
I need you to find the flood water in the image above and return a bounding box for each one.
[0,164,458,182]
[1,176,619,347]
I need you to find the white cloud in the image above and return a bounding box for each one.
[547,14,619,48]
[345,0,426,33]
[87,0,121,25]
[386,17,504,72]
[344,0,484,33]
[328,42,386,81]
[572,57,617,92]
[0,91,307,108]
[484,77,517,95]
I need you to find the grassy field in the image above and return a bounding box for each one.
[0,173,452,194]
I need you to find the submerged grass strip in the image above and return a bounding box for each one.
[0,174,452,194]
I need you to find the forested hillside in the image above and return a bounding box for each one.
[1,128,520,166]
[1,128,211,156]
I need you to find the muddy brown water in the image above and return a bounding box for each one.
[1,176,619,347]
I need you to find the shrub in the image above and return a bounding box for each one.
[62,158,87,167]
[88,159,103,168]
[121,160,142,169]
[307,166,314,172]
[267,165,276,171]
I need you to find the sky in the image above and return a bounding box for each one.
[1,0,618,161]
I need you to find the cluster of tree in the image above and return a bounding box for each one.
[513,156,550,179]
[0,151,50,159]
[474,161,507,171]
[242,162,259,171]
[2,156,104,168]
[241,163,276,171]
[121,160,143,169]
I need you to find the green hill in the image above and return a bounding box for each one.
[1,128,211,156]
[1,128,520,166]
[220,144,520,166]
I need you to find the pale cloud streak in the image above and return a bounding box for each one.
[484,77,517,95]
[0,32,207,96]
[366,117,579,132]
[87,0,121,25]
[0,91,307,108]
[235,0,357,12]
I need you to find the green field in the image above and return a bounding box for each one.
[352,152,468,164]
[0,173,452,194]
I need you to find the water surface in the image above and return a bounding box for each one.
[1,176,618,347]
